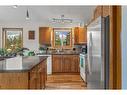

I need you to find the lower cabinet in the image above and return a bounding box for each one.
[0,60,47,89]
[0,72,29,89]
[62,55,72,72]
[29,60,47,89]
[52,55,80,73]
[72,55,80,72]
[52,55,62,73]
[29,70,37,89]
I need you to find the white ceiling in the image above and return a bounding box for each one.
[0,6,96,25]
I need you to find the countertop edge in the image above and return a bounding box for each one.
[0,56,48,73]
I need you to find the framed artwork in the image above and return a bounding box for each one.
[28,30,35,40]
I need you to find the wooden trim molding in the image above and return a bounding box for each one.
[116,6,122,89]
[2,28,23,48]
[112,6,121,89]
[104,6,121,89]
[52,28,73,49]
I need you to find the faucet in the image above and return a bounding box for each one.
[60,47,63,52]
[56,47,63,53]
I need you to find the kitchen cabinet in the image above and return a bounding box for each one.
[29,62,45,89]
[74,27,87,44]
[0,72,29,89]
[62,55,72,72]
[93,6,111,19]
[29,68,37,89]
[71,55,80,72]
[0,58,47,89]
[28,60,47,89]
[39,27,52,45]
[52,55,62,73]
[93,6,103,19]
[52,55,79,73]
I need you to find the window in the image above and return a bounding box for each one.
[2,28,23,52]
[53,28,72,48]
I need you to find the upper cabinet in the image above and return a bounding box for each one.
[93,6,111,19]
[39,27,87,46]
[39,27,52,45]
[74,27,87,45]
[93,6,103,19]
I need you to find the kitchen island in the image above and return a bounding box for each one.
[0,56,47,89]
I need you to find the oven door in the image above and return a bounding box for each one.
[80,55,85,69]
[80,54,86,82]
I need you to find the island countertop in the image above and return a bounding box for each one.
[0,56,48,72]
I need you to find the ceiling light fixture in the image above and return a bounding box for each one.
[52,15,72,23]
[26,9,30,20]
[12,5,18,8]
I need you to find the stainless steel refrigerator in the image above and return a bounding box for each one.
[86,16,109,89]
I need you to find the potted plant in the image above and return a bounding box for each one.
[0,48,8,56]
[28,51,35,56]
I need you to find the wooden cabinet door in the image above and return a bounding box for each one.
[36,64,42,89]
[74,27,79,44]
[39,27,52,45]
[78,27,87,44]
[71,55,80,73]
[30,61,46,89]
[36,72,41,89]
[62,55,72,72]
[93,6,102,19]
[71,58,76,72]
[74,27,87,44]
[0,73,28,89]
[52,55,62,73]
[52,55,80,73]
[41,60,47,89]
[29,69,37,89]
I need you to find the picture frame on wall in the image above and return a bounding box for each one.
[28,30,35,40]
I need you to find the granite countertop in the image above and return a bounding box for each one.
[0,56,14,61]
[36,50,81,55]
[0,56,47,72]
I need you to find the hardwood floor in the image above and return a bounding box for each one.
[45,74,86,89]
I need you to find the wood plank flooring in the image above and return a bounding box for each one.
[45,74,86,89]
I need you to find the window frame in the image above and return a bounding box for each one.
[52,28,72,49]
[2,28,23,49]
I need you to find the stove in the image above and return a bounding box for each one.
[80,52,87,82]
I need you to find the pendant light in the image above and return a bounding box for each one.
[26,9,30,20]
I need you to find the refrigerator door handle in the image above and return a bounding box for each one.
[89,33,93,47]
